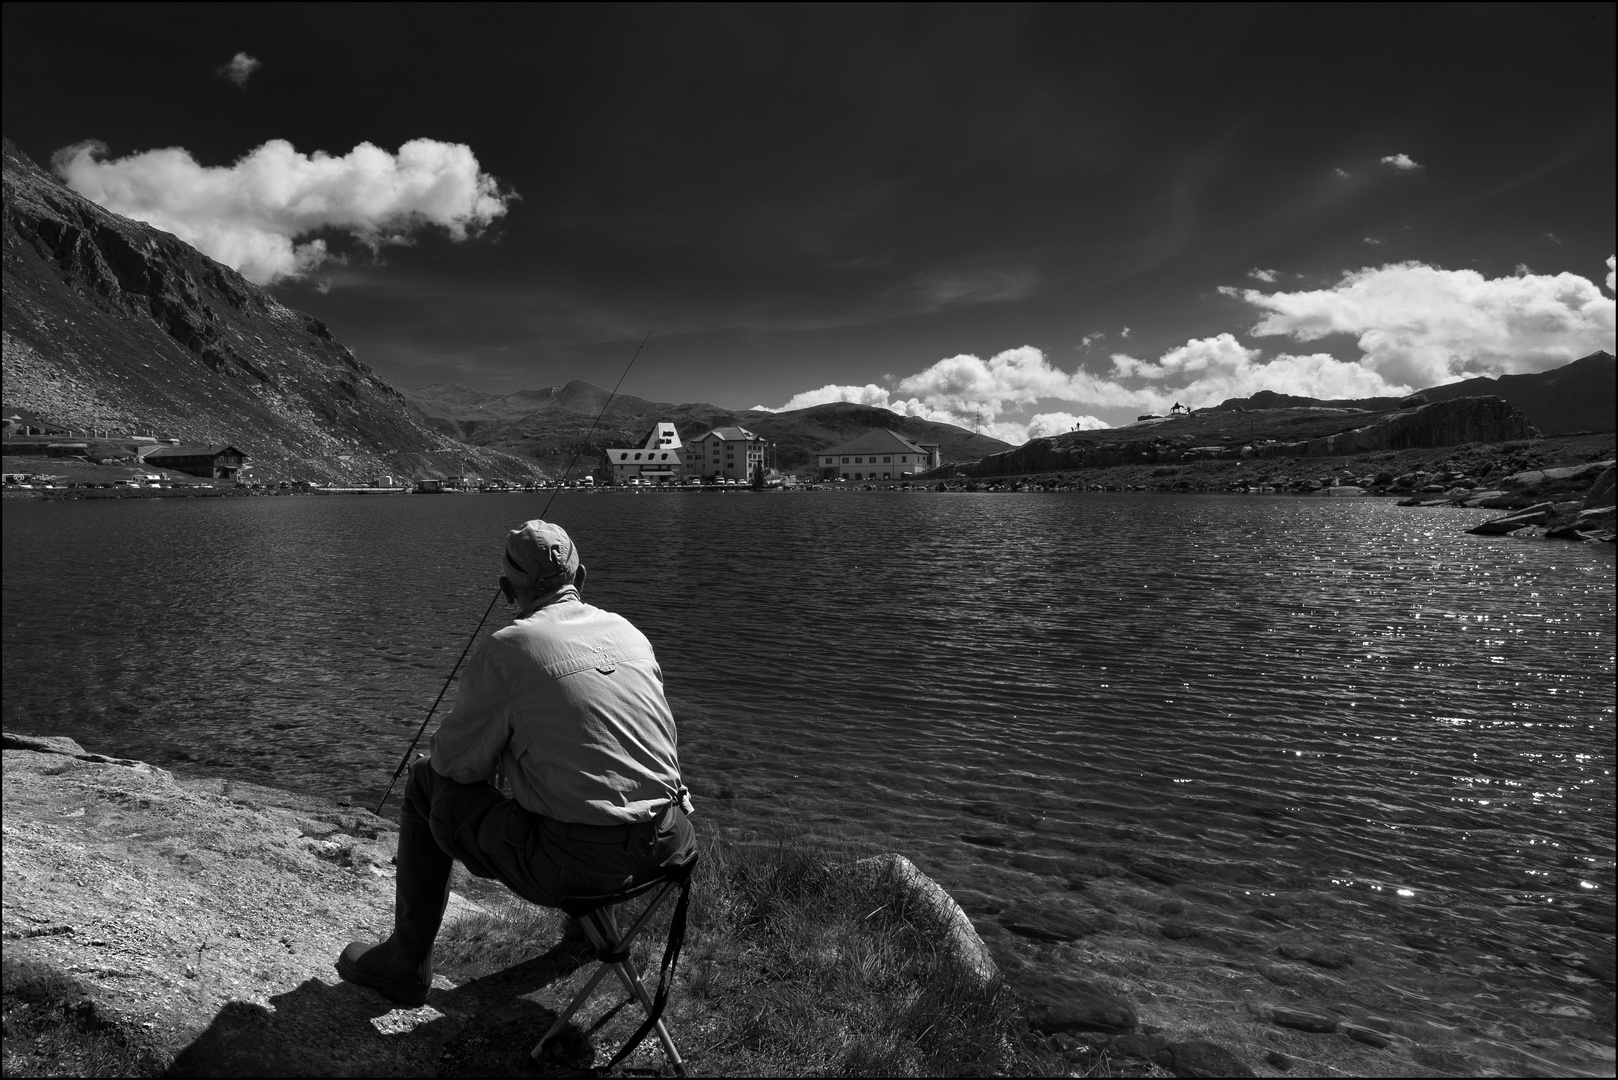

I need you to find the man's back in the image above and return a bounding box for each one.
[429,587,683,825]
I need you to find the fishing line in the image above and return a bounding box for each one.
[541,329,653,518]
[372,331,652,815]
[373,585,502,814]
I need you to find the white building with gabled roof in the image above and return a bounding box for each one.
[817,429,939,480]
[682,425,765,482]
[602,422,687,485]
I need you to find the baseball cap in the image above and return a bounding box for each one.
[502,519,582,594]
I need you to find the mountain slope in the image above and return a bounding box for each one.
[1209,352,1615,433]
[1413,351,1614,433]
[1,138,529,483]
[404,382,1011,472]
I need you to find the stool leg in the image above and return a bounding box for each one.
[531,960,614,1059]
[608,957,684,1071]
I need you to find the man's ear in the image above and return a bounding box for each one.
[574,565,587,591]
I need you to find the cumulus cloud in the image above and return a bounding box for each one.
[759,336,1411,444]
[1027,412,1110,438]
[52,138,514,284]
[1380,153,1421,171]
[1080,332,1105,349]
[217,52,262,88]
[1607,255,1615,292]
[1236,261,1616,386]
[1363,237,1383,245]
[1248,268,1278,283]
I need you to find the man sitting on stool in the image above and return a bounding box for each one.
[339,518,697,1006]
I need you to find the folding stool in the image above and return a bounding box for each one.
[533,854,698,1076]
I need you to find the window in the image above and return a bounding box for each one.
[854,457,863,464]
[634,453,642,460]
[884,457,891,463]
[901,456,908,462]
[842,457,849,464]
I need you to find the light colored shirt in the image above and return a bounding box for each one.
[428,587,684,824]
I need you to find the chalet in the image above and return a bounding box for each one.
[682,425,765,483]
[603,422,687,485]
[142,444,246,480]
[817,430,939,481]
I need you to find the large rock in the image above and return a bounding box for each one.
[1546,506,1617,540]
[1468,502,1556,535]
[1501,460,1615,498]
[846,854,998,988]
[1585,465,1616,509]
[1013,971,1138,1034]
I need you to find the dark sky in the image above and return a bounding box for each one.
[4,3,1614,435]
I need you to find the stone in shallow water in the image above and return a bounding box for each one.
[1163,1040,1257,1078]
[1110,1033,1167,1062]
[1013,971,1138,1034]
[1341,1023,1393,1048]
[1271,1007,1339,1033]
[1277,940,1354,969]
[1000,906,1101,942]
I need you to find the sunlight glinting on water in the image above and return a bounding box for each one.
[4,490,1613,1073]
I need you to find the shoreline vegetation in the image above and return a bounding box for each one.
[6,734,1483,1079]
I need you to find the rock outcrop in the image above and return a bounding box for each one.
[964,396,1538,478]
[1468,462,1618,541]
[2,138,527,484]
[846,854,998,989]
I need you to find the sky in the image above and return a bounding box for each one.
[4,3,1614,442]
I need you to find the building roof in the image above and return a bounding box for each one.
[697,426,758,443]
[144,444,242,459]
[602,420,684,457]
[2,407,70,432]
[818,429,930,458]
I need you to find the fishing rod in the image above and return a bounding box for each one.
[372,331,653,815]
[541,329,653,517]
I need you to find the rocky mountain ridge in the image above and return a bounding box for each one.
[1209,351,1615,434]
[1,138,530,483]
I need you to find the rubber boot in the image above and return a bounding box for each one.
[336,816,452,1006]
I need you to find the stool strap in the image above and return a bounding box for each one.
[603,860,696,1071]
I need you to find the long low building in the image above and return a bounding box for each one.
[817,430,939,481]
[142,444,246,480]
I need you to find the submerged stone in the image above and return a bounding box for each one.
[1270,1007,1339,1033]
[1014,971,1138,1034]
[1162,1039,1257,1078]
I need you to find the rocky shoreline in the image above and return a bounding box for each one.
[8,733,1566,1077]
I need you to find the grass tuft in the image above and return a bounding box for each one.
[1,954,167,1077]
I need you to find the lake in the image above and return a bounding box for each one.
[4,490,1614,1074]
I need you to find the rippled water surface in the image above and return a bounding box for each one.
[5,491,1614,1074]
